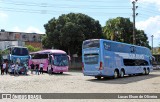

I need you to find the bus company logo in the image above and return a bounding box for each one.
[2,94,11,99]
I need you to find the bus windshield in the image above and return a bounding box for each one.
[53,54,69,66]
[11,47,29,56]
[83,40,100,49]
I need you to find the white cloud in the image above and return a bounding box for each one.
[138,0,160,5]
[12,26,44,34]
[136,16,160,46]
[0,11,8,21]
[25,26,44,34]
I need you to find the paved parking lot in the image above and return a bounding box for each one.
[0,70,160,102]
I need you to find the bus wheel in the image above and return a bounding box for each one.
[114,70,118,79]
[146,68,150,75]
[143,68,146,75]
[95,76,101,80]
[60,72,63,74]
[120,70,124,78]
[128,74,132,76]
[47,67,49,73]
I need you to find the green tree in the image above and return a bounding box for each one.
[103,17,132,43]
[103,17,150,48]
[136,30,150,48]
[26,45,41,52]
[43,13,102,55]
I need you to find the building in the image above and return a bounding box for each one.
[0,30,44,50]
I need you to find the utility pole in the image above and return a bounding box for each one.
[151,35,154,54]
[132,0,138,45]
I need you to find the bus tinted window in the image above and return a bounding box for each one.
[124,59,149,66]
[83,40,100,49]
[31,54,48,59]
[84,53,99,64]
[12,47,29,56]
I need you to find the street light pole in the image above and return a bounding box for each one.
[132,0,138,45]
[151,35,154,54]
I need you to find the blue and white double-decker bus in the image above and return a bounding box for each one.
[82,39,153,79]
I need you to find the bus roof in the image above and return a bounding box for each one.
[30,49,67,54]
[101,39,149,49]
[84,39,149,50]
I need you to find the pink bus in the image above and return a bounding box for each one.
[29,49,70,74]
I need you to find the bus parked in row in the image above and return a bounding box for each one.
[29,49,70,74]
[6,46,30,73]
[82,39,153,79]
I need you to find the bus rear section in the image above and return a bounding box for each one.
[82,39,105,77]
[83,52,103,76]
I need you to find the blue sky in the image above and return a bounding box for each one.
[0,0,160,47]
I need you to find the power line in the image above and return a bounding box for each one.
[0,1,131,10]
[0,6,131,15]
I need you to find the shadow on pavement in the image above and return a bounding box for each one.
[86,73,160,84]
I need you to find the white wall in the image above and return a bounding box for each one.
[0,41,25,50]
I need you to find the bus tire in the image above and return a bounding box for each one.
[47,67,49,73]
[128,74,131,76]
[146,68,150,75]
[143,68,146,75]
[120,70,125,78]
[114,70,119,79]
[60,72,63,74]
[95,76,101,80]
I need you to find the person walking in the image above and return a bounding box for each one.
[1,62,5,75]
[30,62,35,74]
[14,62,19,76]
[35,64,39,75]
[39,63,44,74]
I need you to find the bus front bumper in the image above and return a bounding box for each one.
[83,71,102,76]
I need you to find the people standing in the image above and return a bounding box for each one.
[48,64,52,75]
[1,62,5,75]
[35,64,39,75]
[14,62,19,76]
[39,63,44,74]
[11,63,15,74]
[5,62,8,75]
[30,62,35,74]
[2,62,6,75]
[24,63,28,75]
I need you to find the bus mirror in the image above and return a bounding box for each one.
[67,55,71,60]
[50,55,54,60]
[152,56,155,61]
